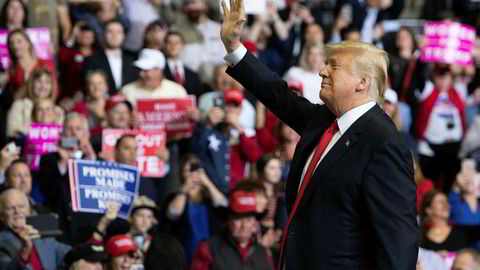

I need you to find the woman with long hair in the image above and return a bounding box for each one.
[0,0,28,30]
[420,190,480,253]
[162,153,227,264]
[7,67,62,138]
[7,29,55,96]
[283,42,324,104]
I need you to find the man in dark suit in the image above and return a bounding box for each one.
[163,31,203,98]
[84,19,138,95]
[219,0,419,269]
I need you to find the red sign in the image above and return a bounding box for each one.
[136,96,196,137]
[102,129,166,177]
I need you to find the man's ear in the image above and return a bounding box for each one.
[355,75,371,93]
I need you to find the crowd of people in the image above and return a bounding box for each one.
[0,0,478,269]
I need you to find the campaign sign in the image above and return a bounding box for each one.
[102,129,166,177]
[0,28,53,68]
[421,21,475,66]
[24,123,62,170]
[68,160,140,219]
[136,96,196,137]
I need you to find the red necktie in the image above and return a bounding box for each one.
[278,120,339,270]
[173,64,184,85]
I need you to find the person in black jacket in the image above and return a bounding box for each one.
[219,0,419,269]
[163,31,203,98]
[84,19,138,95]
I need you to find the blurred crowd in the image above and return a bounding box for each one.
[0,0,478,269]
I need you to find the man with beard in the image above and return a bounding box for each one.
[172,0,226,73]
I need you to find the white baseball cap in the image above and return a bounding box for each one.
[134,49,166,70]
[384,88,398,104]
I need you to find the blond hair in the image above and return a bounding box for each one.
[299,42,324,71]
[325,41,389,104]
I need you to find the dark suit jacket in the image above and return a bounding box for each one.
[227,52,419,270]
[164,63,203,98]
[84,50,138,95]
[38,152,102,244]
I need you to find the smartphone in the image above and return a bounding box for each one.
[26,215,63,238]
[60,137,78,149]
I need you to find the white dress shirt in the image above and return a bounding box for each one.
[105,49,123,89]
[224,44,376,189]
[167,59,185,81]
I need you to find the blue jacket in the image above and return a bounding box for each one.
[0,227,71,270]
[191,122,230,194]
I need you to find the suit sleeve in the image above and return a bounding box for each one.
[363,138,419,270]
[226,52,318,135]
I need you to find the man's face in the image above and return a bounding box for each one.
[228,216,257,243]
[139,68,163,89]
[115,137,137,166]
[0,191,29,231]
[165,35,184,58]
[215,65,236,91]
[130,208,155,234]
[107,103,131,128]
[64,117,88,140]
[319,50,360,114]
[87,73,108,100]
[184,0,207,22]
[452,252,477,270]
[105,23,125,49]
[7,163,32,195]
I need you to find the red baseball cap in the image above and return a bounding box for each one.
[223,89,244,106]
[105,94,133,111]
[287,81,303,95]
[105,235,136,257]
[228,191,258,218]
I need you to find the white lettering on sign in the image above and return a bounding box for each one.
[84,188,131,204]
[29,127,62,140]
[82,166,135,182]
[154,103,176,111]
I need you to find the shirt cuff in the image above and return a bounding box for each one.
[224,44,247,67]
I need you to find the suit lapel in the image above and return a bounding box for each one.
[34,239,51,269]
[295,105,384,211]
[285,112,335,211]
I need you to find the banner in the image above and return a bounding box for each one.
[0,27,53,69]
[24,123,62,170]
[420,21,475,66]
[136,96,196,137]
[68,160,140,219]
[102,129,167,177]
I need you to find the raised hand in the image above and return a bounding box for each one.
[220,0,246,53]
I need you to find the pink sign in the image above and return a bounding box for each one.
[0,27,53,69]
[420,21,475,66]
[102,129,167,177]
[24,123,63,170]
[136,96,196,138]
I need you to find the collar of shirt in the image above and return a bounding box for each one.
[105,49,122,58]
[167,60,184,73]
[337,101,376,135]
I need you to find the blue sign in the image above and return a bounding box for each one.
[68,160,140,219]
